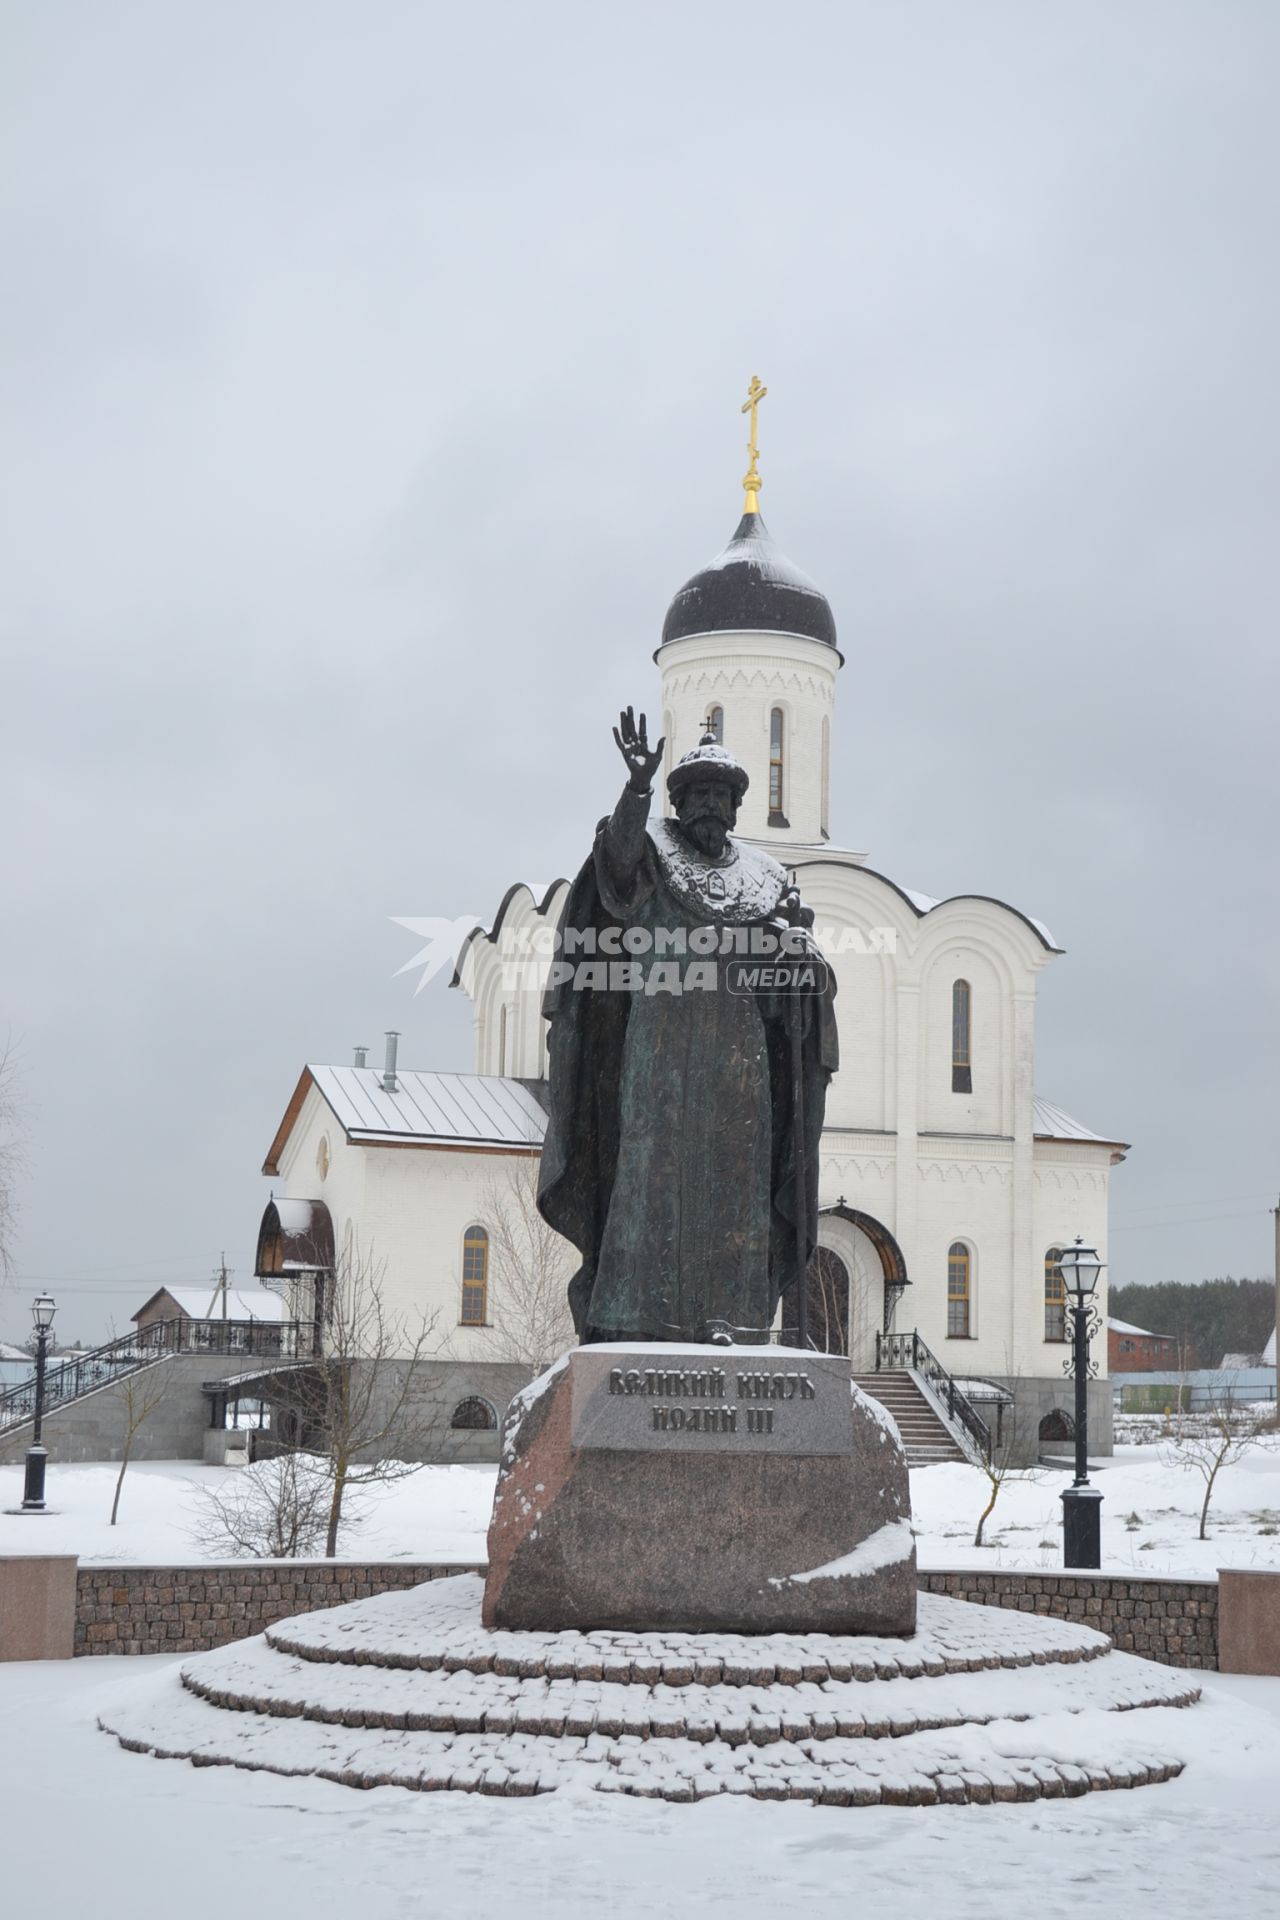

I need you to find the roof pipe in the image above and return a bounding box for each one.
[353,1045,369,1069]
[382,1031,400,1093]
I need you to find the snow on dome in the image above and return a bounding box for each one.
[660,513,838,650]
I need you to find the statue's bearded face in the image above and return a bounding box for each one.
[675,780,737,858]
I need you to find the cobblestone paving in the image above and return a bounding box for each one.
[99,1575,1201,1806]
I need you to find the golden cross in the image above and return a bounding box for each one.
[740,374,768,513]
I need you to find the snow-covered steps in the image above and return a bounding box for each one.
[179,1633,1198,1744]
[261,1576,1108,1681]
[98,1574,1200,1807]
[852,1372,968,1465]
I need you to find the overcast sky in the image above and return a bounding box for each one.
[2,2,1277,1345]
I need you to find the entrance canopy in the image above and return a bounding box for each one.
[255,1197,335,1278]
[819,1201,910,1290]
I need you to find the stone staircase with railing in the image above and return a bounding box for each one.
[851,1370,967,1466]
[0,1319,312,1440]
[854,1330,994,1469]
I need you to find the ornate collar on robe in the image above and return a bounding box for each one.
[647,818,789,926]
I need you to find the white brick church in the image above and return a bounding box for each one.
[257,460,1125,1461]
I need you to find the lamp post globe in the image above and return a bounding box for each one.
[1058,1238,1105,1569]
[20,1293,57,1514]
[1057,1239,1102,1301]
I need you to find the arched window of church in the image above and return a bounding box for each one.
[1044,1247,1067,1342]
[460,1225,489,1325]
[707,706,724,745]
[497,1004,508,1076]
[951,979,972,1093]
[768,708,786,822]
[820,715,830,837]
[947,1241,972,1338]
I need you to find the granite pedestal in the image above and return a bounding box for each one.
[483,1344,917,1635]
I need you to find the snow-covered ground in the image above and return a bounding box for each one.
[0,1652,1277,1920]
[909,1440,1280,1577]
[0,1459,495,1564]
[3,1442,1279,1576]
[4,1444,1280,1913]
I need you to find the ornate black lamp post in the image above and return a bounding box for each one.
[1058,1239,1104,1568]
[20,1294,57,1513]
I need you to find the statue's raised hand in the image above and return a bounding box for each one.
[612,706,665,794]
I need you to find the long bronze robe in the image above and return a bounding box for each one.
[537,787,838,1343]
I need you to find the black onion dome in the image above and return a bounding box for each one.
[660,513,838,649]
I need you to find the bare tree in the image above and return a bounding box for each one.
[291,1236,446,1557]
[193,1452,332,1558]
[110,1357,173,1525]
[479,1155,576,1376]
[960,1365,1042,1548]
[1156,1339,1196,1444]
[0,1034,26,1279]
[973,1431,1043,1547]
[1161,1382,1275,1539]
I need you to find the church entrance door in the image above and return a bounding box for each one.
[804,1247,850,1356]
[846,1228,885,1370]
[809,1204,911,1370]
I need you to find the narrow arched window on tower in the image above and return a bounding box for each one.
[707,706,724,745]
[497,1003,508,1076]
[1044,1247,1067,1342]
[951,979,972,1093]
[460,1225,489,1325]
[947,1242,972,1338]
[768,708,787,825]
[820,715,831,838]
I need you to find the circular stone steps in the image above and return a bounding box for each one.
[98,1574,1200,1807]
[262,1577,1108,1682]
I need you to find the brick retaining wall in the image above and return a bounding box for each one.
[67,1561,1221,1666]
[74,1561,486,1656]
[919,1570,1218,1669]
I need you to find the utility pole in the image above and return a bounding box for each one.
[209,1253,231,1322]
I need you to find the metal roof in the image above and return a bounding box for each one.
[1033,1096,1114,1144]
[159,1286,288,1322]
[281,1068,1111,1159]
[309,1066,547,1149]
[202,1360,319,1394]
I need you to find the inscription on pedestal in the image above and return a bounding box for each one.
[570,1347,854,1456]
[485,1343,917,1634]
